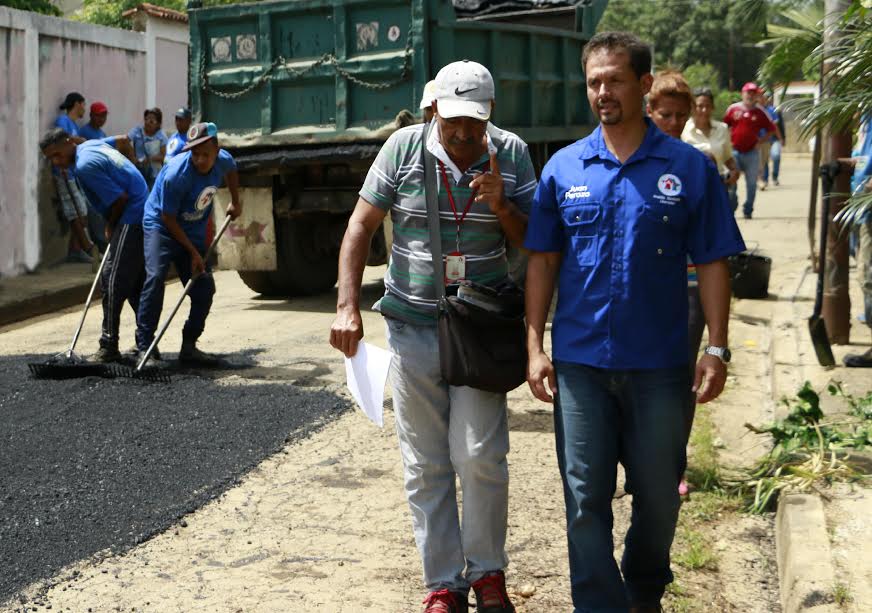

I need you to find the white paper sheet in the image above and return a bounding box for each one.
[344,342,393,427]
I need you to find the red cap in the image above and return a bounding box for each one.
[741,82,760,94]
[90,101,108,115]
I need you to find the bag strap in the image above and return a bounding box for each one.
[423,120,446,301]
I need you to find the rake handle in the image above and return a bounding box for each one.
[136,215,233,372]
[68,243,112,358]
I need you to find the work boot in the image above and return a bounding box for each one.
[423,589,469,613]
[471,571,514,613]
[179,340,221,366]
[66,249,93,264]
[94,345,121,363]
[844,348,872,368]
[132,346,162,365]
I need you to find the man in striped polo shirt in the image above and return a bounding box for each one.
[330,60,536,613]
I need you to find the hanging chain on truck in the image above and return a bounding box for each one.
[201,24,415,100]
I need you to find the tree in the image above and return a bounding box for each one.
[596,0,817,90]
[71,0,244,30]
[756,5,824,88]
[1,0,61,16]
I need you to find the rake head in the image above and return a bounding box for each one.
[28,357,171,383]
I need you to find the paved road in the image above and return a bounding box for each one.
[0,270,389,603]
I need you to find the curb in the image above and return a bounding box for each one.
[0,282,97,328]
[776,494,839,612]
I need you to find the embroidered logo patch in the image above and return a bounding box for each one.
[657,174,682,197]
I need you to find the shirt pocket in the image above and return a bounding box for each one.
[562,203,601,267]
[639,202,688,258]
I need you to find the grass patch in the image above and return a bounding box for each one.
[833,582,852,608]
[686,404,722,492]
[666,596,700,613]
[674,528,719,571]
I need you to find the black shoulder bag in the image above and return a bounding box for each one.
[422,122,528,394]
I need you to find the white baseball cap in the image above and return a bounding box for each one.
[419,80,437,110]
[434,60,494,121]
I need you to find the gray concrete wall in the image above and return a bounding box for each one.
[0,26,28,276]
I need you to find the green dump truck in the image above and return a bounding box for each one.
[187,0,609,296]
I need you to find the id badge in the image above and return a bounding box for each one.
[445,252,467,282]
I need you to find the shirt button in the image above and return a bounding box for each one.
[662,215,669,223]
[657,248,664,255]
[575,215,580,221]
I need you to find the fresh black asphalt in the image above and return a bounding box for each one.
[0,353,350,605]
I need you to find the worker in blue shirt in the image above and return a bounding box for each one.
[165,107,192,160]
[524,32,745,612]
[78,101,109,141]
[135,122,241,365]
[53,92,99,261]
[40,128,149,363]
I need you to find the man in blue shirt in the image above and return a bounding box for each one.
[40,128,149,362]
[135,122,241,365]
[845,117,872,367]
[165,108,192,160]
[524,32,745,612]
[53,92,99,261]
[79,101,109,141]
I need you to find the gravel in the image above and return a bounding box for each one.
[0,354,351,603]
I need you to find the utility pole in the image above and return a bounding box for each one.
[821,0,852,343]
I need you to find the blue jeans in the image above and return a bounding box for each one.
[553,362,690,612]
[135,229,215,351]
[769,140,781,182]
[734,148,760,215]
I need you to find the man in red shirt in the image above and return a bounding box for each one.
[723,82,776,219]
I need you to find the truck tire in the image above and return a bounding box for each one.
[237,217,339,297]
[237,271,281,296]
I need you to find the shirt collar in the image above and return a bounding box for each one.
[580,118,670,164]
[426,120,499,185]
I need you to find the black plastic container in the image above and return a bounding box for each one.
[729,251,771,299]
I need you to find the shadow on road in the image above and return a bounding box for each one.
[0,353,351,605]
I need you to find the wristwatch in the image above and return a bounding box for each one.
[704,346,732,364]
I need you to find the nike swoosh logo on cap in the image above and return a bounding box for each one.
[455,86,478,96]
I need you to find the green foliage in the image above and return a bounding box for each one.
[597,0,821,90]
[683,62,721,93]
[714,90,738,119]
[1,0,61,16]
[674,528,719,571]
[757,6,824,89]
[729,380,872,514]
[71,0,247,30]
[756,381,872,452]
[72,0,184,29]
[686,404,721,492]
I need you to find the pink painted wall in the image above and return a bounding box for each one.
[156,38,189,121]
[36,36,148,266]
[0,26,27,277]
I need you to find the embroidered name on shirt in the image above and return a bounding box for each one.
[565,185,591,199]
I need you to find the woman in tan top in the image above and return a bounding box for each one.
[682,87,741,211]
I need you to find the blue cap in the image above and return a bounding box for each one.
[181,122,218,152]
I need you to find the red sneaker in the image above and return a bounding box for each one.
[471,571,515,613]
[423,588,469,613]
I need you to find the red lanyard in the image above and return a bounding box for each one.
[438,160,479,227]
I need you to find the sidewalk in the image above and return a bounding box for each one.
[0,262,98,328]
[731,155,871,613]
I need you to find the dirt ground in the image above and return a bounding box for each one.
[0,155,841,613]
